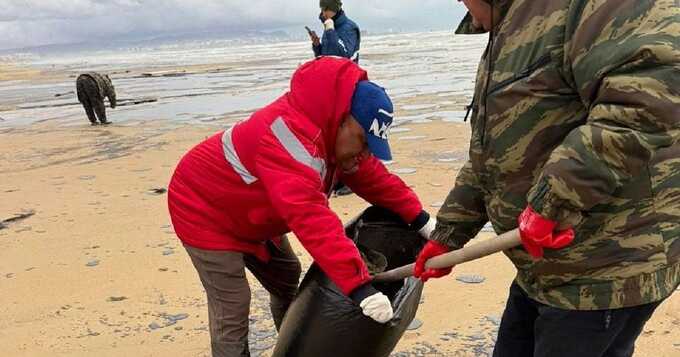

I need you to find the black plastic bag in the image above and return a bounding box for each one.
[273,206,426,357]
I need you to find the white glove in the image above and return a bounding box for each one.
[323,18,335,31]
[360,292,394,323]
[418,217,436,239]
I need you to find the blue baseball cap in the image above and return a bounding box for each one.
[350,81,394,161]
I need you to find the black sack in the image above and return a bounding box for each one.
[272,206,426,357]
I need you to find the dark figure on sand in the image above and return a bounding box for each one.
[76,72,116,125]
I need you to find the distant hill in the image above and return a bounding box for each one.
[0,29,296,57]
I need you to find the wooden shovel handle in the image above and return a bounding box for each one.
[371,228,521,283]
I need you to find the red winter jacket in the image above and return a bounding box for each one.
[168,57,422,295]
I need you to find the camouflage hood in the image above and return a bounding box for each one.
[455,0,514,35]
[434,0,680,310]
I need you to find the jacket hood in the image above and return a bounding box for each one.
[287,56,368,159]
[455,0,514,35]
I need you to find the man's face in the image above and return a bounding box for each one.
[335,115,369,173]
[321,8,337,20]
[458,0,494,31]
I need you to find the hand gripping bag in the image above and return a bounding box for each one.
[273,206,426,357]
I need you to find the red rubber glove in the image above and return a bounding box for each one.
[518,205,575,259]
[413,241,453,282]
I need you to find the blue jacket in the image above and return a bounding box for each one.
[313,10,361,63]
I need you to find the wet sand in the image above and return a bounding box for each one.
[0,64,41,82]
[0,65,678,357]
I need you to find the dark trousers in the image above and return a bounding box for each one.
[76,77,108,124]
[184,237,301,357]
[493,281,663,357]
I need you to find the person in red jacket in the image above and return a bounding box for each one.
[168,57,434,357]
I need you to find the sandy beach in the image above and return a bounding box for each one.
[1,47,678,356]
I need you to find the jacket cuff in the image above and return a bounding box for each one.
[528,178,583,228]
[429,223,468,250]
[349,282,378,304]
[410,210,430,231]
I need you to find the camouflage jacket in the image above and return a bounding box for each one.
[432,0,680,310]
[82,72,116,107]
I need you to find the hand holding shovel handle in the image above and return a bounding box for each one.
[372,228,521,283]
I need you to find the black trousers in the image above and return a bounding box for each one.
[493,281,662,357]
[76,77,107,124]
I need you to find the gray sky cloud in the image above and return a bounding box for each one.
[0,0,466,51]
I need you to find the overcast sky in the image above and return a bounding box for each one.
[0,0,467,51]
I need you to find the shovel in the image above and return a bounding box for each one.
[371,228,521,283]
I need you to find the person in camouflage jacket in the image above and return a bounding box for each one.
[76,72,116,125]
[415,1,679,356]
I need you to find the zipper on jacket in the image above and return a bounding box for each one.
[480,30,495,147]
[463,97,475,122]
[487,54,552,96]
[480,53,551,147]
